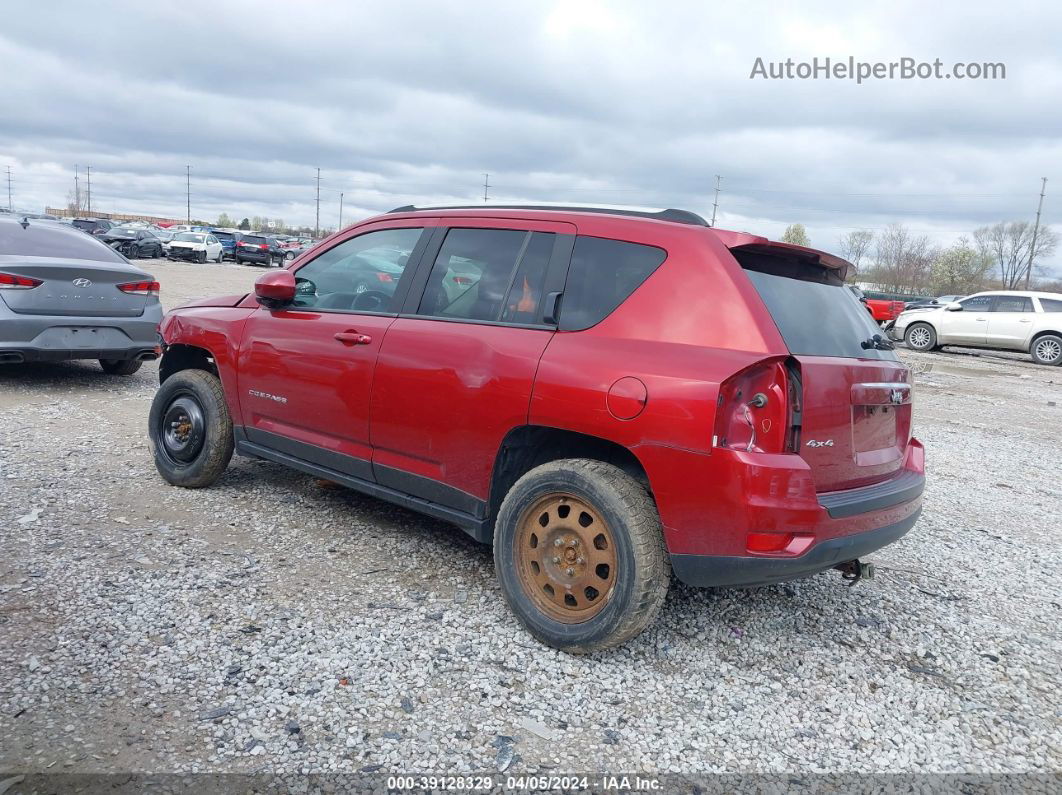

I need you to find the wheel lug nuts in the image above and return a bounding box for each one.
[567,540,577,548]
[565,567,574,576]
[576,556,585,564]
[554,539,563,547]
[552,556,560,564]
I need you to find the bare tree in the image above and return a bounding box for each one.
[838,229,874,272]
[973,221,1059,288]
[871,223,936,294]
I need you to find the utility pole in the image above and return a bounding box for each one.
[483,173,490,203]
[86,165,92,215]
[1025,177,1048,290]
[710,175,722,227]
[314,168,321,238]
[5,166,11,212]
[186,165,191,224]
[339,192,344,230]
[74,165,80,214]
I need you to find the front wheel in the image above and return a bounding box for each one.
[904,322,937,351]
[494,459,669,654]
[100,358,142,375]
[148,369,234,488]
[197,250,207,263]
[1031,334,1062,366]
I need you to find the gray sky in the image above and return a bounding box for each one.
[1,0,1059,269]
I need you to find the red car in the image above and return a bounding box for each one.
[148,205,924,652]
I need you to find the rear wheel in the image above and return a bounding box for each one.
[904,322,937,351]
[494,459,669,653]
[1031,333,1062,366]
[215,250,224,263]
[99,358,142,376]
[149,369,234,488]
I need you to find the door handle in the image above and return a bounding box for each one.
[334,331,372,345]
[1019,319,1032,323]
[975,317,988,321]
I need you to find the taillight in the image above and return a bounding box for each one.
[258,244,268,250]
[0,272,42,289]
[713,358,790,454]
[117,280,160,295]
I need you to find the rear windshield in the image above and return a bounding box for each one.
[213,231,235,240]
[0,219,125,262]
[243,236,267,244]
[735,249,896,360]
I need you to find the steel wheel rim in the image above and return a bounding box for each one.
[515,493,617,624]
[158,394,206,465]
[1036,338,1061,362]
[909,327,931,348]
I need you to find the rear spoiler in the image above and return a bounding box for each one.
[710,229,854,280]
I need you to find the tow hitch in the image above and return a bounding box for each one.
[835,559,875,587]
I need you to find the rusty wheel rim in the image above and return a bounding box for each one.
[515,493,617,624]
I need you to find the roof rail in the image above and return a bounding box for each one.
[387,203,709,227]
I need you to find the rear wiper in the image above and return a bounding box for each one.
[861,334,894,351]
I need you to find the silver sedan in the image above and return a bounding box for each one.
[0,215,163,374]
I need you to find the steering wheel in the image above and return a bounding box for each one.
[352,290,389,312]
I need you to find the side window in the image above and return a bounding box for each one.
[292,227,423,313]
[993,295,1033,313]
[1040,298,1062,312]
[959,295,993,312]
[559,236,667,331]
[416,228,553,323]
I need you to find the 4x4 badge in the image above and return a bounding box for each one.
[805,439,834,448]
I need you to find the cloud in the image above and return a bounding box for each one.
[0,0,1058,268]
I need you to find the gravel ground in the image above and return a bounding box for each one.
[1,259,1060,779]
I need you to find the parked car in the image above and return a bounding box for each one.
[152,228,176,256]
[100,227,165,259]
[890,290,1062,365]
[168,232,224,263]
[147,204,924,652]
[70,218,115,237]
[0,215,161,374]
[903,294,965,310]
[210,229,242,261]
[234,234,284,266]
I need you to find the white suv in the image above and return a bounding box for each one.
[890,290,1062,365]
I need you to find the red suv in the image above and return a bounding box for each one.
[148,205,924,652]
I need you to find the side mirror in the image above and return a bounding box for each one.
[254,269,296,309]
[944,302,962,311]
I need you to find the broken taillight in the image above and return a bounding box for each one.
[713,358,793,454]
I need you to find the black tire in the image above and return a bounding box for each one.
[285,251,295,260]
[215,250,224,263]
[493,459,669,653]
[148,369,234,488]
[1030,333,1062,366]
[99,358,142,375]
[904,322,937,351]
[197,250,207,264]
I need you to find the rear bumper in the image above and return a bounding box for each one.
[0,306,162,363]
[670,508,920,588]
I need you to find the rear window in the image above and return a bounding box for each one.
[559,236,667,331]
[735,249,896,361]
[243,236,267,245]
[213,231,235,241]
[0,219,125,262]
[1040,298,1062,312]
